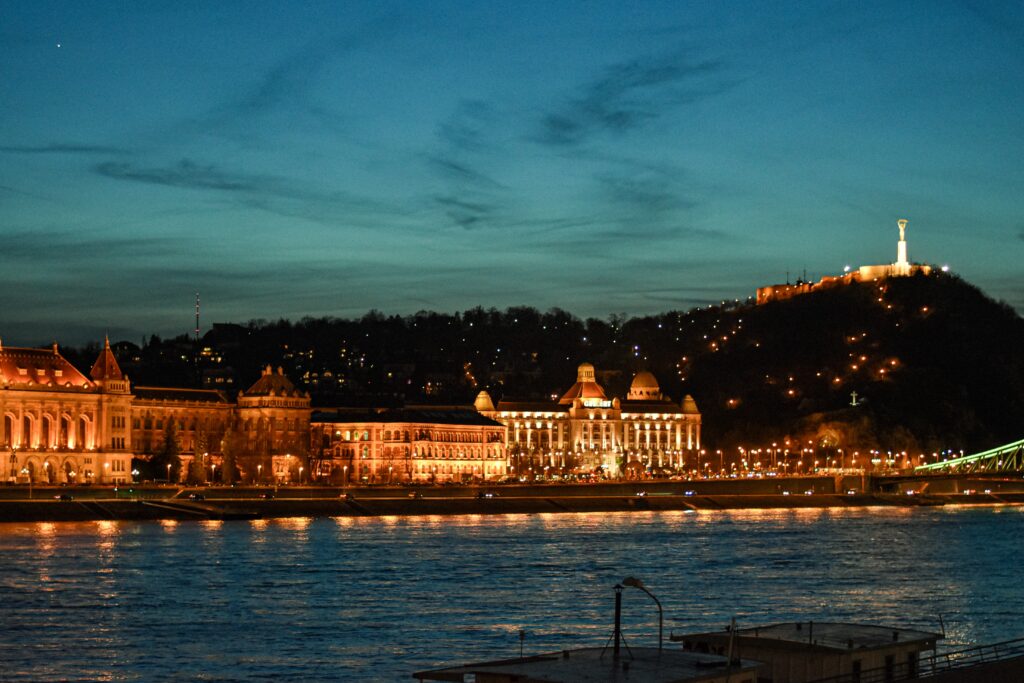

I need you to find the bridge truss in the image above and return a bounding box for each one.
[914,437,1024,474]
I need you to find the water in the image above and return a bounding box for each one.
[1,506,1022,681]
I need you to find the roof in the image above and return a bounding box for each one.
[631,371,659,389]
[414,646,760,683]
[89,336,124,381]
[621,400,684,414]
[494,401,571,414]
[0,344,92,389]
[559,362,608,404]
[312,408,504,428]
[682,395,700,414]
[243,365,304,397]
[133,386,230,404]
[676,622,941,653]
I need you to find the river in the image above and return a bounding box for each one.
[1,506,1022,681]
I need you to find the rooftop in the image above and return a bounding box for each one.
[312,408,504,428]
[675,622,941,653]
[413,646,760,683]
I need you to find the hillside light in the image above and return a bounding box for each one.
[622,576,662,652]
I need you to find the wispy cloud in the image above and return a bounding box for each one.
[536,51,736,147]
[2,228,184,263]
[94,159,268,192]
[0,143,128,155]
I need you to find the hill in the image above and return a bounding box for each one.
[76,272,1023,458]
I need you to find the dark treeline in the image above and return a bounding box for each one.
[62,273,1024,455]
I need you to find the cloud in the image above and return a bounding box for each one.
[0,143,128,155]
[426,155,504,189]
[536,51,735,147]
[433,195,500,230]
[0,228,184,264]
[94,159,269,192]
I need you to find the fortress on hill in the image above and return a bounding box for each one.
[756,219,933,304]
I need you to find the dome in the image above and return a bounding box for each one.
[681,394,700,414]
[627,371,661,401]
[559,362,607,404]
[576,362,596,383]
[474,390,495,412]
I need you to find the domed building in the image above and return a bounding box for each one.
[475,362,701,476]
[1,337,310,485]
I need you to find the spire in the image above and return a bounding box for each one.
[90,337,124,381]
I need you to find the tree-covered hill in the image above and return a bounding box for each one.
[67,272,1023,456]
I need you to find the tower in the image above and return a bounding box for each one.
[895,218,909,274]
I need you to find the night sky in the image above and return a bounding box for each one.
[2,1,1022,345]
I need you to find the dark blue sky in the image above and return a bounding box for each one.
[2,1,1022,345]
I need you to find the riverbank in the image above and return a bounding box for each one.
[1,481,1022,522]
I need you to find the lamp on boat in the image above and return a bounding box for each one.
[622,576,662,652]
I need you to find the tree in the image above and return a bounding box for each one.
[150,420,182,482]
[220,415,244,485]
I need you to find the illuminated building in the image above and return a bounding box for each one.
[310,408,506,483]
[1,339,133,484]
[757,219,933,304]
[1,339,309,484]
[475,362,701,476]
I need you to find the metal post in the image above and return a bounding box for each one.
[613,584,623,658]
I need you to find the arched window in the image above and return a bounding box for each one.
[22,415,32,448]
[2,415,12,448]
[41,415,53,449]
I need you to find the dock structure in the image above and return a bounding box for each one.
[413,646,761,683]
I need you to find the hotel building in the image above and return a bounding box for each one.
[474,362,701,476]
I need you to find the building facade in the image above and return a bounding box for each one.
[1,340,310,484]
[310,408,507,484]
[475,363,701,477]
[1,340,134,484]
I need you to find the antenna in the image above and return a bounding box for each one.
[195,292,200,343]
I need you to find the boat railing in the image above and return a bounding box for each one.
[805,636,1024,683]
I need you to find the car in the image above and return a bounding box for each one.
[340,492,353,500]
[261,492,275,500]
[54,493,74,501]
[683,490,696,497]
[188,493,206,501]
[408,491,423,499]
[803,490,814,496]
[846,489,858,495]
[475,491,496,499]
[635,491,647,497]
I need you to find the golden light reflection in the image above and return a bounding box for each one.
[201,520,223,531]
[160,519,179,531]
[278,516,311,530]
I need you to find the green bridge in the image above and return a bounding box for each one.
[914,438,1024,473]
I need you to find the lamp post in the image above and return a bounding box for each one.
[257,464,263,485]
[166,463,172,484]
[21,467,31,499]
[622,576,662,652]
[298,466,303,484]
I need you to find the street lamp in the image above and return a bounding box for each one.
[622,576,662,651]
[257,464,263,484]
[298,466,303,484]
[166,463,172,483]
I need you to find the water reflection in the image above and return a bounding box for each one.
[0,507,1020,681]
